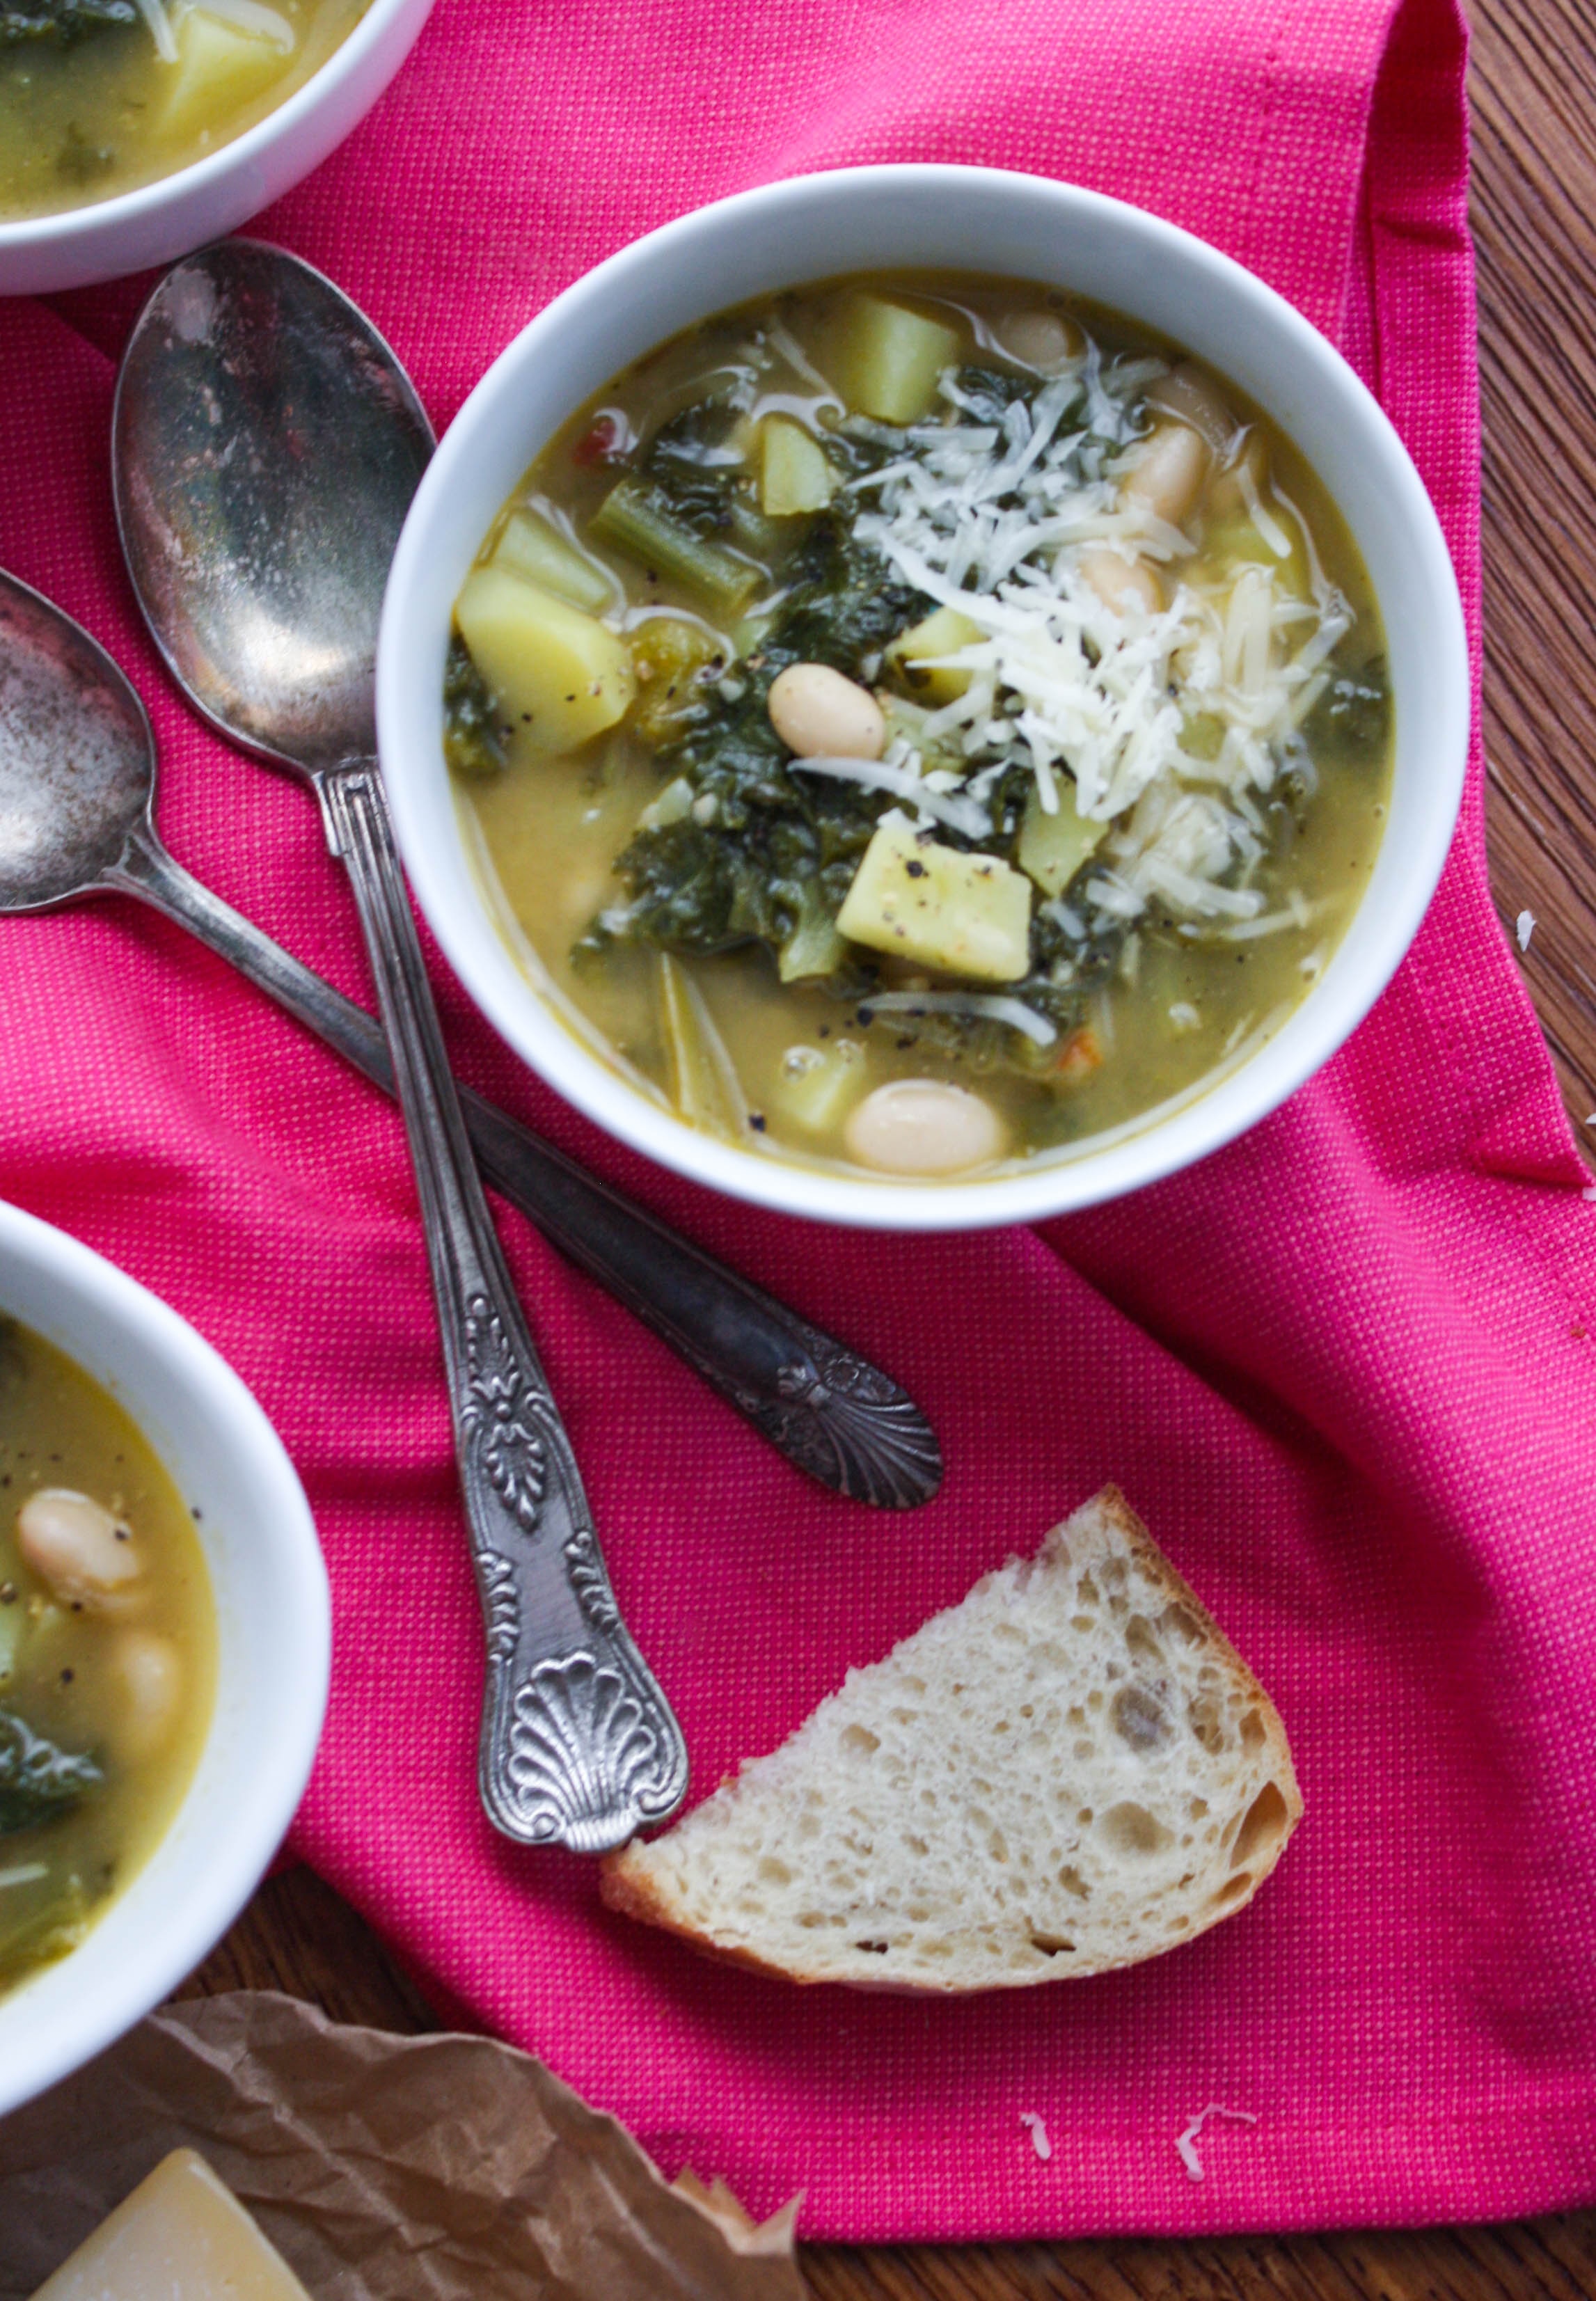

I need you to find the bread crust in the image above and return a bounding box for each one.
[600,1486,1302,1991]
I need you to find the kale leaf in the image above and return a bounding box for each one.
[443,635,509,779]
[1300,651,1391,766]
[0,1709,102,1837]
[1,0,135,42]
[948,363,1036,425]
[586,513,926,967]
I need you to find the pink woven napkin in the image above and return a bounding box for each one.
[4,0,1594,2242]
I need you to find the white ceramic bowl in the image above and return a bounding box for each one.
[0,0,435,296]
[378,163,1470,1232]
[0,1200,328,2116]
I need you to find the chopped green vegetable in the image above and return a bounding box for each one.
[629,617,722,750]
[759,416,834,516]
[1302,653,1391,764]
[0,1872,93,1988]
[1,0,134,45]
[886,605,984,703]
[658,955,748,1139]
[0,1709,101,1838]
[493,509,615,615]
[773,1038,866,1133]
[443,635,509,779]
[590,480,761,620]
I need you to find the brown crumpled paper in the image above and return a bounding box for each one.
[0,1991,807,2300]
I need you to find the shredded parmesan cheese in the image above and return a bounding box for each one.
[844,362,1353,927]
[1019,2111,1053,2162]
[788,754,990,837]
[1175,2103,1258,2182]
[858,989,1057,1047]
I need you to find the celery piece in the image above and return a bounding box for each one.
[759,416,835,516]
[492,510,615,615]
[590,482,761,619]
[774,1039,866,1134]
[777,885,847,981]
[629,617,721,750]
[837,821,1032,981]
[1016,779,1104,898]
[658,955,750,1139]
[886,605,986,703]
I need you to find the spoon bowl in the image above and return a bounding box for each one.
[114,240,434,775]
[0,576,153,910]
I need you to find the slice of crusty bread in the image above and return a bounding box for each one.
[601,1487,1301,1991]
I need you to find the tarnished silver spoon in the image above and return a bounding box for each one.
[111,242,686,1854]
[0,567,940,1511]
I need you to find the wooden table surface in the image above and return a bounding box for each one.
[174,1,1596,2292]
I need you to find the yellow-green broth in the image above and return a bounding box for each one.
[452,274,1392,1179]
[0,1322,216,1993]
[0,0,369,220]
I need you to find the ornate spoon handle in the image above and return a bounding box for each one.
[108,825,940,1510]
[319,759,687,1851]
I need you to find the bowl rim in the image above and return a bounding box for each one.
[0,1197,329,2116]
[378,160,1471,1233]
[0,0,427,255]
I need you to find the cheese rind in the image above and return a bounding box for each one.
[31,2148,312,2301]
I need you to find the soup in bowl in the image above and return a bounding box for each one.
[377,166,1469,1231]
[0,1200,327,2116]
[0,0,433,292]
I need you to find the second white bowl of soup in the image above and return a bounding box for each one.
[0,0,435,295]
[0,1200,327,2115]
[378,165,1469,1230]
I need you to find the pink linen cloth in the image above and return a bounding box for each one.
[3,0,1595,2241]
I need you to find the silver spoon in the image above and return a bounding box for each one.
[111,242,693,1854]
[0,566,942,1514]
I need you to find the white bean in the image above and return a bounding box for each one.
[993,310,1081,375]
[844,1080,1006,1176]
[107,1630,183,1763]
[1146,362,1235,454]
[768,664,885,761]
[1078,545,1163,619]
[16,1488,143,1614]
[1121,421,1209,527]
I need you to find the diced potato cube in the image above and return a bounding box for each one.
[454,567,633,756]
[836,821,1032,982]
[774,1039,865,1133]
[820,293,962,425]
[157,9,290,140]
[1016,778,1104,898]
[759,416,834,516]
[492,511,614,615]
[886,606,986,703]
